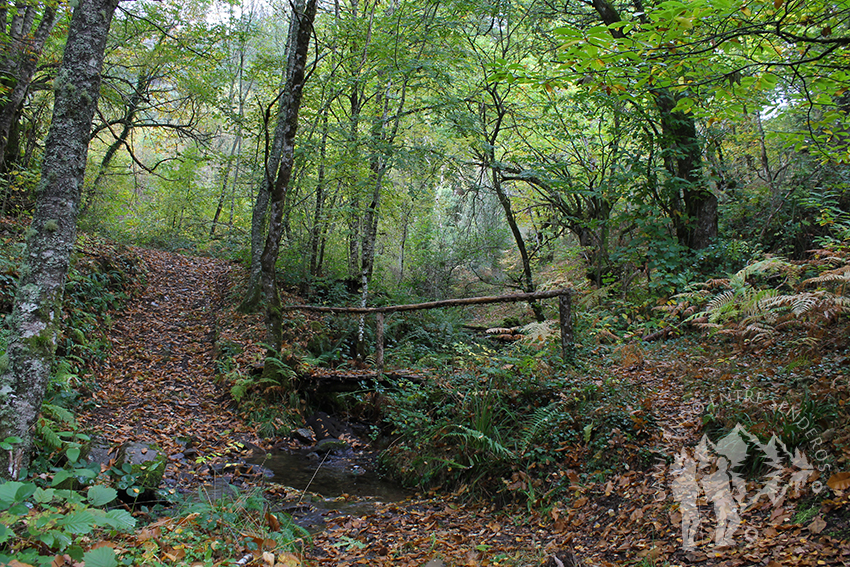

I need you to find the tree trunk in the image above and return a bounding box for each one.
[308,113,330,277]
[592,0,717,250]
[482,87,544,322]
[654,89,717,249]
[0,0,119,480]
[241,73,293,311]
[259,0,317,351]
[0,2,58,174]
[492,168,545,322]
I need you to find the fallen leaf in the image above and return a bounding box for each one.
[808,516,827,534]
[827,471,850,491]
[275,552,301,567]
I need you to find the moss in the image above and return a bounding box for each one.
[44,220,59,232]
[0,354,8,373]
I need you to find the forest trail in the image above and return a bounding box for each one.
[78,248,258,487]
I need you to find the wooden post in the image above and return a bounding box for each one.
[558,292,573,361]
[375,312,385,375]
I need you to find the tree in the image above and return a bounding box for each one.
[259,0,318,352]
[0,0,120,479]
[0,0,59,174]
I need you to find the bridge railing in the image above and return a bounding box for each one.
[283,288,574,374]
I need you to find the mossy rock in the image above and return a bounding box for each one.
[116,441,166,490]
[314,438,349,454]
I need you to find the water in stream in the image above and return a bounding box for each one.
[251,448,411,533]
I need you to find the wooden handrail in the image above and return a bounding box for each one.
[282,287,572,314]
[285,288,574,374]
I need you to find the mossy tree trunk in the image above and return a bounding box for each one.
[260,0,318,352]
[0,0,119,480]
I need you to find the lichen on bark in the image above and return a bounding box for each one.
[0,0,120,480]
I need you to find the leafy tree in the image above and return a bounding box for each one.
[259,0,318,352]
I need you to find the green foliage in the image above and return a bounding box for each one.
[378,341,657,498]
[121,487,308,566]
[0,479,135,566]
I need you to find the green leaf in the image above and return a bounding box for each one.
[0,524,11,545]
[83,546,118,567]
[87,485,117,507]
[0,481,35,505]
[583,422,594,443]
[58,510,96,535]
[34,487,56,504]
[66,446,81,464]
[98,509,136,531]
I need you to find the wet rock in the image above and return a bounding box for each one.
[306,412,348,441]
[314,438,349,454]
[115,441,167,492]
[293,427,316,443]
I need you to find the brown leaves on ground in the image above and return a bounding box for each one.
[77,248,261,487]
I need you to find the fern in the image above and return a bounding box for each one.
[520,321,558,343]
[682,247,850,347]
[42,403,77,426]
[518,402,566,455]
[445,425,516,461]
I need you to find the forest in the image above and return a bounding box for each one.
[0,0,849,565]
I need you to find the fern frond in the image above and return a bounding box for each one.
[803,268,850,287]
[518,403,566,455]
[736,257,795,281]
[36,421,63,449]
[520,321,558,343]
[42,403,77,426]
[446,425,516,461]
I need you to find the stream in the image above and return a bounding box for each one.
[250,447,411,533]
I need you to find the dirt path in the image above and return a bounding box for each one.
[78,248,257,485]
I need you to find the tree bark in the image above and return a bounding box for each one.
[0,0,119,480]
[241,74,292,310]
[259,0,317,351]
[0,1,58,174]
[654,89,717,249]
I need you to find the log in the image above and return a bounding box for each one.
[282,287,572,314]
